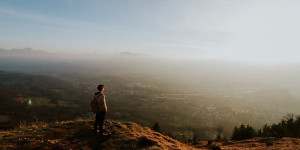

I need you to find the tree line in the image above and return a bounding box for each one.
[232,114,300,140]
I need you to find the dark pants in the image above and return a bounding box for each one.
[94,111,106,134]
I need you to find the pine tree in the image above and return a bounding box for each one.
[231,126,239,140]
[257,129,262,137]
[152,122,161,132]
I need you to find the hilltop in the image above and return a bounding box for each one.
[2,119,300,149]
[0,119,194,150]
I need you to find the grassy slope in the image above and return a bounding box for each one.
[0,119,194,150]
[1,119,300,150]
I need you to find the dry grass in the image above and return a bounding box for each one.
[192,137,300,150]
[0,119,195,150]
[5,118,300,150]
[17,118,49,130]
[104,121,195,149]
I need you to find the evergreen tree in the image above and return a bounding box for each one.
[215,125,224,141]
[231,124,256,140]
[257,129,262,137]
[231,126,239,140]
[245,125,255,139]
[152,122,161,132]
[232,114,300,140]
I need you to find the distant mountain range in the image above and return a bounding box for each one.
[0,48,146,56]
[119,51,147,56]
[0,48,47,55]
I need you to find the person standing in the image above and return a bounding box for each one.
[94,84,107,135]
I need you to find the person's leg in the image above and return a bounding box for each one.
[99,111,106,135]
[94,112,100,133]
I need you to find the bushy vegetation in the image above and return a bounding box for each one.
[259,114,300,138]
[232,114,300,140]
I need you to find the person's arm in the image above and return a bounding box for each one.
[98,94,107,112]
[102,95,107,112]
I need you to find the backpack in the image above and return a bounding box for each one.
[91,93,102,113]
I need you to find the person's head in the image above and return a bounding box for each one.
[97,84,105,92]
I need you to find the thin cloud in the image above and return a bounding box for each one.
[0,7,106,31]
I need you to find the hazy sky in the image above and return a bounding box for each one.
[1,0,300,62]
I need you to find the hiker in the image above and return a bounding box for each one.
[93,84,107,135]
